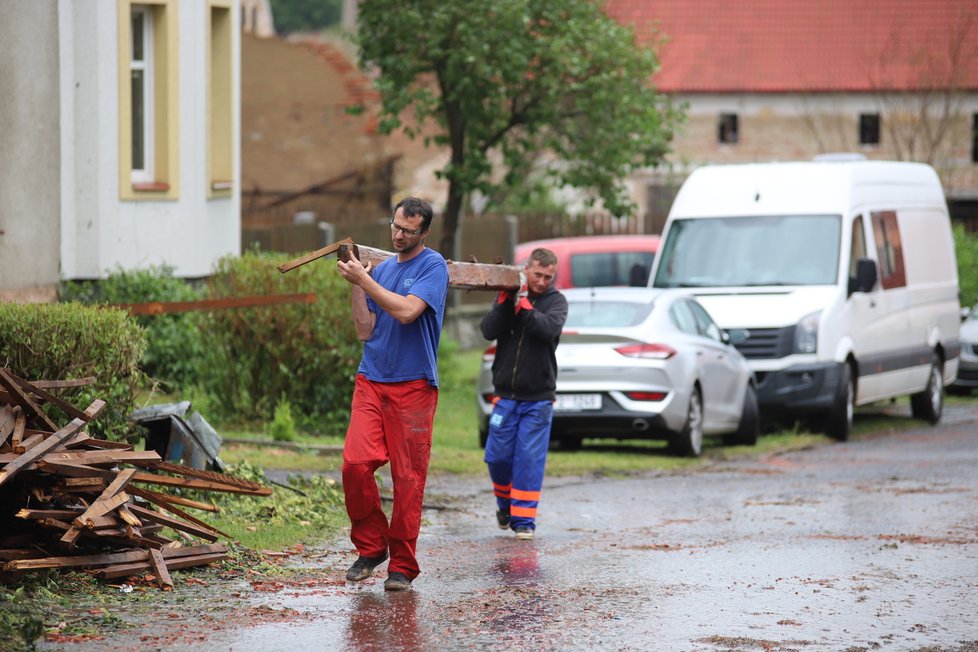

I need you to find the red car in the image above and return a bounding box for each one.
[514,235,661,290]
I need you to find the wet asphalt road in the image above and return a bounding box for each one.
[43,404,978,651]
[201,404,978,651]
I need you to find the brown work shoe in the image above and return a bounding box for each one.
[345,553,388,582]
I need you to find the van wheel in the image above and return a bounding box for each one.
[671,387,703,457]
[826,363,854,441]
[724,384,759,446]
[910,356,943,424]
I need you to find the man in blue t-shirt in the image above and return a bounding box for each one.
[336,196,449,592]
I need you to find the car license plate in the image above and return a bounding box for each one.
[554,394,602,411]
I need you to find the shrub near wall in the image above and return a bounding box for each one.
[61,266,205,392]
[0,303,146,440]
[198,251,362,430]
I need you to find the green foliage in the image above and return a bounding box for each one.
[269,0,342,34]
[195,250,362,430]
[0,303,146,440]
[268,394,298,442]
[356,0,684,256]
[953,223,978,309]
[60,266,205,392]
[209,460,346,532]
[0,587,43,651]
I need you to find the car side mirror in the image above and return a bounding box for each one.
[848,258,877,296]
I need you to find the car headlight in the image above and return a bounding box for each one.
[794,310,820,354]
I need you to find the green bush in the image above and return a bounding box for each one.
[268,394,297,442]
[60,266,205,392]
[0,302,146,440]
[196,251,363,431]
[954,223,978,310]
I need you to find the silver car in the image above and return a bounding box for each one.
[477,287,759,456]
[951,306,978,393]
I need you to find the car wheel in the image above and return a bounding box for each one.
[826,362,854,441]
[671,386,703,457]
[724,383,759,446]
[910,355,943,424]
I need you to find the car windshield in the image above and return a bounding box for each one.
[565,299,654,328]
[653,214,841,288]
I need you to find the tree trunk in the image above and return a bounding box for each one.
[439,178,464,261]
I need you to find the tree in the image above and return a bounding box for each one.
[355,0,682,258]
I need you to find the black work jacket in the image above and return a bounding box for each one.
[479,286,568,402]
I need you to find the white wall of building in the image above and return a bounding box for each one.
[60,1,241,281]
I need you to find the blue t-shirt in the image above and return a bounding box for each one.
[359,247,449,387]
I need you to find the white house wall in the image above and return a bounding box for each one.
[0,2,61,297]
[60,0,241,282]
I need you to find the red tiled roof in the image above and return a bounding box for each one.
[604,0,978,93]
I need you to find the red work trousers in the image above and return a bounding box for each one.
[342,375,437,580]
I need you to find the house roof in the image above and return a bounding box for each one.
[603,0,978,93]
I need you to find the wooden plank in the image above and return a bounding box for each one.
[0,368,59,432]
[116,504,142,528]
[129,487,231,537]
[10,410,25,450]
[29,377,96,390]
[33,460,111,478]
[110,292,318,316]
[276,236,354,273]
[0,405,14,447]
[72,491,131,529]
[349,243,521,290]
[147,548,174,588]
[0,417,89,487]
[129,471,272,496]
[3,543,226,571]
[13,432,43,454]
[6,374,106,423]
[127,504,219,542]
[93,551,227,579]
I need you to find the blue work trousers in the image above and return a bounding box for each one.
[484,398,553,531]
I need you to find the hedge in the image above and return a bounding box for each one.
[0,302,146,440]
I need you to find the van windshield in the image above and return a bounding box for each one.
[652,214,841,288]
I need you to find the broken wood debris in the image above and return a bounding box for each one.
[0,368,270,588]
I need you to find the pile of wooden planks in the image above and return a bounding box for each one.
[0,368,271,588]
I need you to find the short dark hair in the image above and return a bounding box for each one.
[394,197,434,231]
[528,248,558,268]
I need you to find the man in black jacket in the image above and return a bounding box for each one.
[480,248,568,540]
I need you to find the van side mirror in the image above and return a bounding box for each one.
[725,328,749,345]
[848,258,878,296]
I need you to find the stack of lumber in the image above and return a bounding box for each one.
[0,368,271,588]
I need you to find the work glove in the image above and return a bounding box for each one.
[496,290,513,305]
[514,271,531,314]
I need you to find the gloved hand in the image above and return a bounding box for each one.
[514,271,530,314]
[496,290,514,305]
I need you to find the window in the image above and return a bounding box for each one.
[871,211,906,290]
[130,7,153,183]
[859,113,880,146]
[848,215,867,278]
[718,113,738,144]
[118,0,178,199]
[972,113,978,164]
[208,2,233,195]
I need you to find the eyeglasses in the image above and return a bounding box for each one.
[389,219,426,237]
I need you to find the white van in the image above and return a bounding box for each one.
[649,159,961,440]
